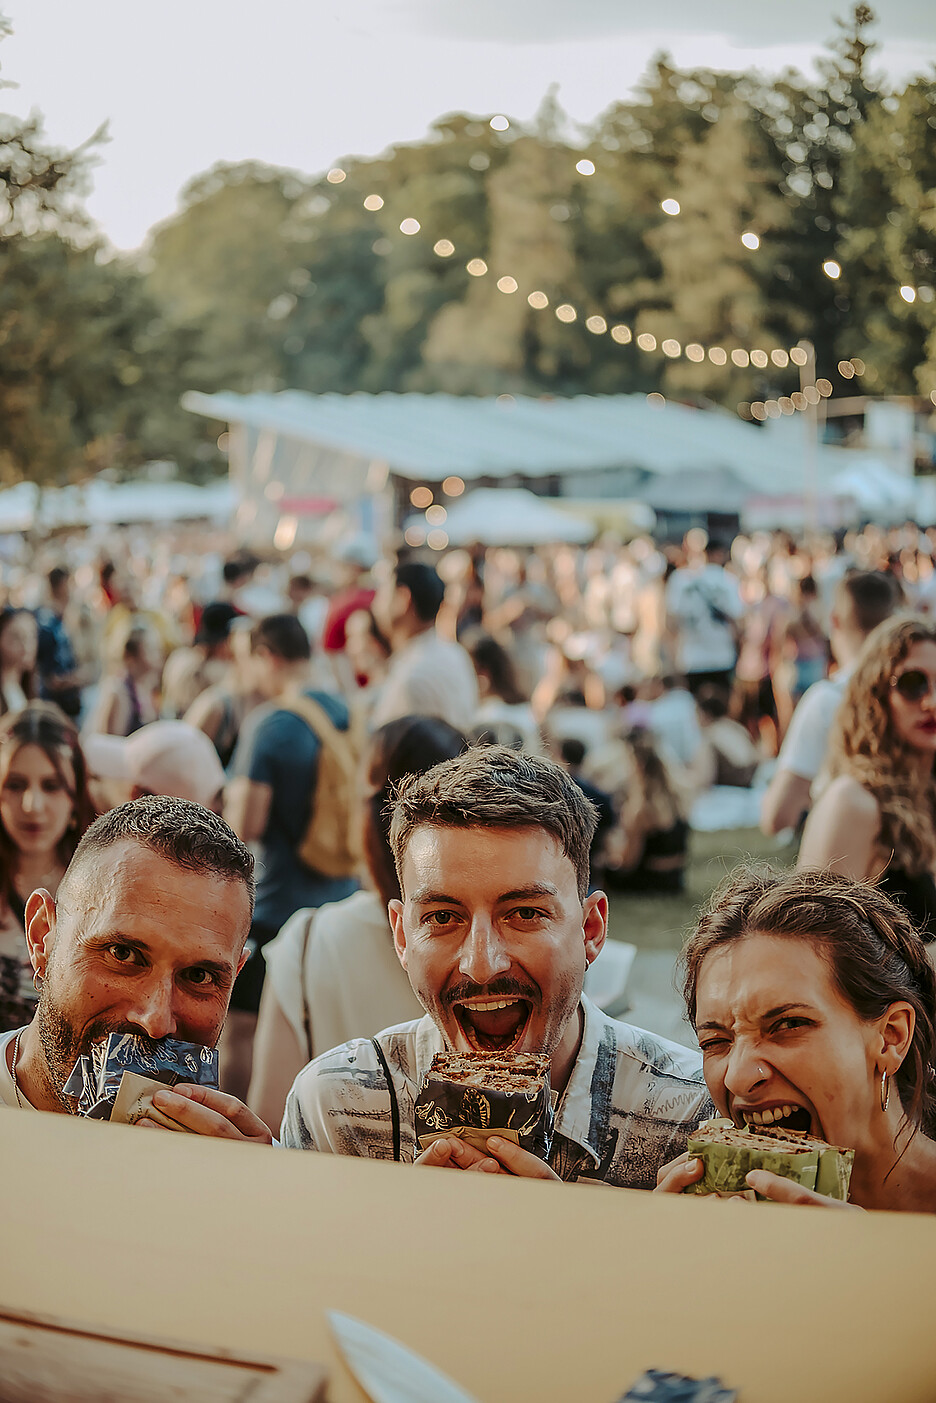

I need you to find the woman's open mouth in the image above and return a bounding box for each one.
[733,1103,816,1135]
[453,998,534,1052]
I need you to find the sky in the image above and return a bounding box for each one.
[4,0,936,250]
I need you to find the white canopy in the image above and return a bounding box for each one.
[0,479,234,533]
[405,488,594,546]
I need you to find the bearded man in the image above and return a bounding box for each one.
[0,793,272,1144]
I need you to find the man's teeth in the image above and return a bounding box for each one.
[462,999,521,1012]
[744,1105,797,1126]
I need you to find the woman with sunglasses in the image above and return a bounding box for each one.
[799,615,936,952]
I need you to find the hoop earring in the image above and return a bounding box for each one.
[881,1070,890,1114]
[32,971,44,993]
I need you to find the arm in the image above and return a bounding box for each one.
[797,775,880,879]
[183,690,225,743]
[247,980,307,1134]
[224,775,272,843]
[760,768,813,835]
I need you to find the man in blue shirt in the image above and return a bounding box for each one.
[223,614,357,1097]
[36,568,82,718]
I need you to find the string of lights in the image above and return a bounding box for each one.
[320,112,933,421]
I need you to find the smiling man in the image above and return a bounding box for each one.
[0,795,272,1143]
[282,747,712,1186]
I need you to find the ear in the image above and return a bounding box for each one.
[24,889,57,981]
[877,1001,915,1076]
[388,898,407,968]
[582,890,609,968]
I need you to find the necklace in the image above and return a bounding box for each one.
[10,1028,24,1108]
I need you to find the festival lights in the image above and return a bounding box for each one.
[433,239,455,257]
[410,486,433,508]
[400,218,420,235]
[576,159,596,176]
[900,285,917,303]
[823,259,842,279]
[490,115,510,131]
[442,476,465,496]
[363,193,384,210]
[741,231,760,249]
[497,275,518,293]
[661,199,680,215]
[555,304,577,322]
[527,290,549,309]
[466,258,488,277]
[586,315,608,334]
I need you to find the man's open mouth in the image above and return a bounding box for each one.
[452,997,534,1052]
[733,1103,816,1135]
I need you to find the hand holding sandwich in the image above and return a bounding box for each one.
[136,1084,274,1145]
[416,1135,559,1180]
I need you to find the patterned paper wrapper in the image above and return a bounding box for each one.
[616,1368,736,1402]
[414,1053,554,1160]
[63,1034,219,1120]
[684,1119,854,1201]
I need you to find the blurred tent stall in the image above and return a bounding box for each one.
[0,479,234,534]
[404,488,594,547]
[182,390,913,548]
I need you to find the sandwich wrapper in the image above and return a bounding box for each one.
[414,1050,555,1160]
[684,1118,854,1201]
[616,1369,736,1402]
[63,1033,219,1130]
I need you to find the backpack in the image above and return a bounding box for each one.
[277,693,362,879]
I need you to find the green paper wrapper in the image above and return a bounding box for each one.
[685,1118,854,1201]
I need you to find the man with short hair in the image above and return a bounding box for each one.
[36,567,84,718]
[370,561,479,734]
[665,534,743,697]
[283,747,711,1187]
[223,614,358,1096]
[760,570,901,835]
[0,794,271,1143]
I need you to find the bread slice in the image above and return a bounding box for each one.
[685,1118,854,1200]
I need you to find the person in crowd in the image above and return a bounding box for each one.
[83,719,227,814]
[344,607,391,694]
[183,619,260,767]
[732,569,789,755]
[217,553,259,611]
[465,631,542,753]
[0,704,96,1034]
[692,686,761,789]
[647,673,703,771]
[656,867,936,1211]
[783,574,829,705]
[223,614,359,1098]
[0,794,272,1143]
[761,570,901,835]
[370,561,479,734]
[664,532,743,697]
[35,567,85,720]
[161,601,238,720]
[798,616,936,946]
[248,715,466,1131]
[83,621,162,737]
[0,608,38,717]
[601,728,690,894]
[320,537,377,691]
[557,737,615,885]
[282,746,712,1183]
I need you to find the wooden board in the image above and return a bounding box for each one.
[0,1308,326,1403]
[2,1110,935,1403]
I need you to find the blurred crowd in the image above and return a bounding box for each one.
[3,513,936,1126]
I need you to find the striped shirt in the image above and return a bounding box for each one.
[282,996,713,1189]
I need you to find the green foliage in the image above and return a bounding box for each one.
[3,4,936,487]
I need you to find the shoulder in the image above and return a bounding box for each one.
[813,772,880,823]
[609,1019,705,1086]
[293,1015,425,1090]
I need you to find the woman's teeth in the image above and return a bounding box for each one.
[744,1105,797,1126]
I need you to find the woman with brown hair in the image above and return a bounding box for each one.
[0,702,96,1032]
[0,608,38,717]
[656,866,936,1210]
[799,615,936,944]
[247,714,466,1131]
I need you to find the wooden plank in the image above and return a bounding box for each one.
[0,1306,326,1402]
[2,1110,935,1403]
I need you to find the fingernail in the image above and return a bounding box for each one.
[152,1090,175,1108]
[488,1137,502,1149]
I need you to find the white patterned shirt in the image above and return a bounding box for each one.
[282,997,713,1189]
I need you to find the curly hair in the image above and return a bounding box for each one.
[828,614,936,875]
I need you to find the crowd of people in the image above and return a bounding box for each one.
[2,512,936,1214]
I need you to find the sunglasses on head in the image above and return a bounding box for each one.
[890,669,936,702]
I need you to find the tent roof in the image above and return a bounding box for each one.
[184,390,880,493]
[405,488,594,547]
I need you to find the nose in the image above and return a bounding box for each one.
[458,915,512,987]
[126,978,177,1041]
[723,1038,769,1100]
[21,783,46,817]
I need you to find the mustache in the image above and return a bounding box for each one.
[442,977,540,1010]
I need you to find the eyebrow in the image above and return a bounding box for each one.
[697,1002,818,1033]
[410,883,561,906]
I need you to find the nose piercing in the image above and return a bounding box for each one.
[757,1066,766,1079]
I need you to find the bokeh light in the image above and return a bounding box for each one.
[433,239,455,257]
[496,275,518,294]
[750,349,769,368]
[427,529,449,550]
[576,159,596,175]
[527,290,549,309]
[822,259,841,280]
[730,348,750,367]
[490,115,509,131]
[555,304,577,323]
[661,339,681,358]
[646,392,666,407]
[803,385,821,405]
[636,332,657,351]
[611,324,632,344]
[837,359,855,379]
[816,378,833,397]
[326,168,346,184]
[661,199,680,216]
[900,285,917,303]
[686,343,705,362]
[771,349,790,368]
[466,259,488,277]
[442,476,465,497]
[400,218,420,235]
[404,526,426,548]
[585,315,607,334]
[708,347,727,365]
[741,231,760,250]
[410,486,433,509]
[363,193,384,211]
[790,346,809,366]
[425,505,448,526]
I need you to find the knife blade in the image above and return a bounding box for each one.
[328,1310,482,1403]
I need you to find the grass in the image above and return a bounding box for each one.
[606,827,797,954]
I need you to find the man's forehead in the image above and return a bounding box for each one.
[401,823,574,891]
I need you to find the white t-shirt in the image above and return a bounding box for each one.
[775,667,852,783]
[649,688,703,768]
[665,564,743,674]
[0,1026,30,1109]
[262,889,424,1061]
[370,631,479,735]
